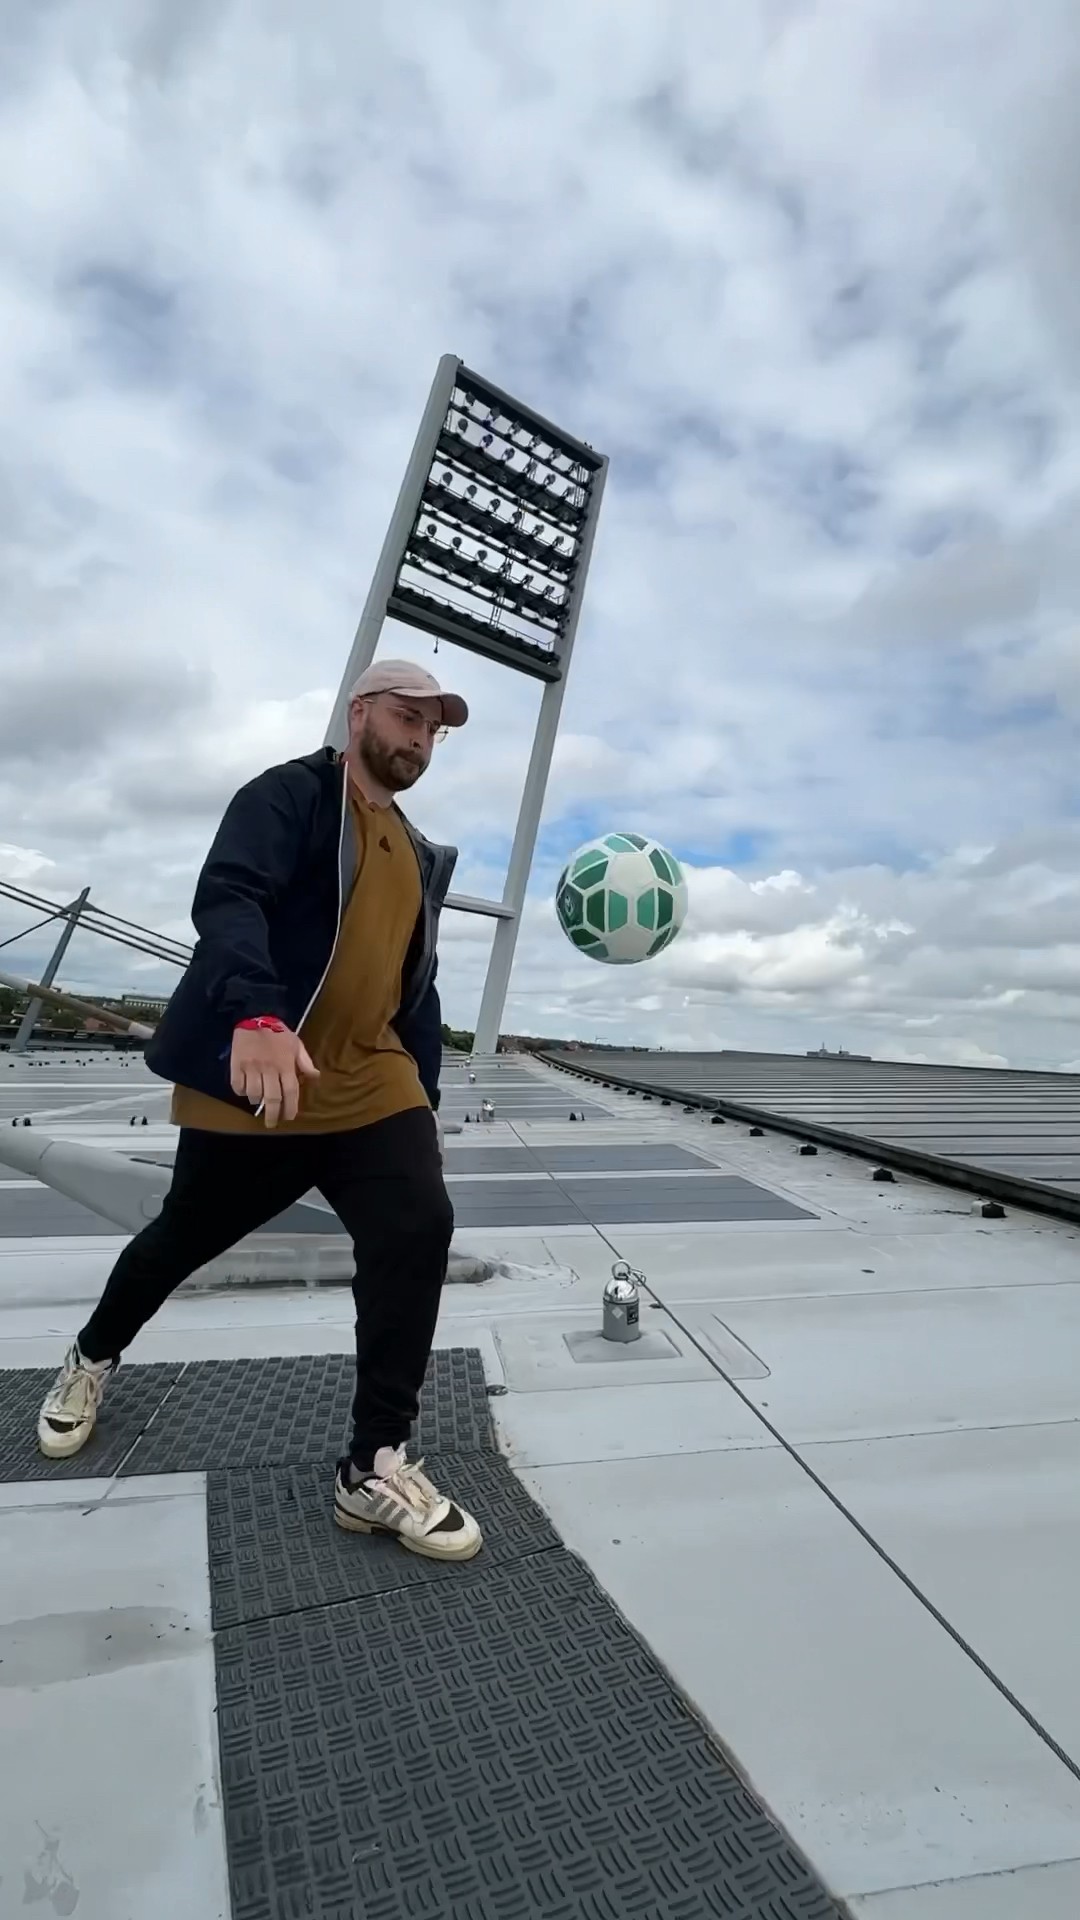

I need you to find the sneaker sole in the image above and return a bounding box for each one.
[37,1424,95,1460]
[333,1502,483,1561]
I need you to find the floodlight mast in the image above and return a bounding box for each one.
[325,355,608,1056]
[326,356,461,750]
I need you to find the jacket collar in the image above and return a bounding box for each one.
[294,745,452,864]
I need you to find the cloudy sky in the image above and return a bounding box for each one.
[3,0,1080,1069]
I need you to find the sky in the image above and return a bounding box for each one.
[3,0,1080,1069]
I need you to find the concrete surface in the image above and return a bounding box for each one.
[849,1857,1080,1917]
[803,1424,1080,1764]
[0,1477,228,1920]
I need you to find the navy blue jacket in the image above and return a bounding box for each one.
[145,748,457,1113]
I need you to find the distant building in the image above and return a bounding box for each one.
[48,988,172,1021]
[107,993,171,1018]
[71,992,171,1023]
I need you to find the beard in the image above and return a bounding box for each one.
[358,726,425,792]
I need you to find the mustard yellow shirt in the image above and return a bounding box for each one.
[171,784,429,1134]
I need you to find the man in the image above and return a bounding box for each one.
[35,659,482,1562]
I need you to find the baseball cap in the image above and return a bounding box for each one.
[348,658,469,728]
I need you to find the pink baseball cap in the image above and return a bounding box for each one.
[348,657,469,727]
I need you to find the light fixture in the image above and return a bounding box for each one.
[390,362,603,678]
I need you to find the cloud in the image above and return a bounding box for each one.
[478,826,1080,1069]
[0,843,55,885]
[0,644,210,764]
[1,0,1079,1069]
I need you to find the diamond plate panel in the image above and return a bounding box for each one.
[441,1101,609,1119]
[562,1175,814,1224]
[0,1363,182,1482]
[444,1144,716,1175]
[119,1348,493,1476]
[449,1180,589,1227]
[442,1145,541,1173]
[207,1451,559,1630]
[215,1552,842,1919]
[536,1143,715,1173]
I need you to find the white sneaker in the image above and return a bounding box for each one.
[37,1344,115,1459]
[334,1446,483,1561]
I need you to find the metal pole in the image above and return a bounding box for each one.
[0,966,155,1039]
[472,456,609,1055]
[324,354,461,751]
[12,887,90,1052]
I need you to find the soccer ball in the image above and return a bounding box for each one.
[555,833,688,964]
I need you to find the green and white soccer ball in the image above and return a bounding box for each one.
[555,833,688,964]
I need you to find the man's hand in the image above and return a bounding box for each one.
[230,1024,319,1127]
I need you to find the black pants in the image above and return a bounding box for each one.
[77,1106,453,1468]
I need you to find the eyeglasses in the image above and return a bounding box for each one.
[355,695,449,743]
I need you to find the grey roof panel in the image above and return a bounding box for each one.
[547,1049,1080,1222]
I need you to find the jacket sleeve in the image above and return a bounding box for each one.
[189,767,307,1024]
[395,964,444,1111]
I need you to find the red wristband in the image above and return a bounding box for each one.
[236,1016,288,1033]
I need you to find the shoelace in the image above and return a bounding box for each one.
[379,1458,442,1519]
[48,1362,105,1423]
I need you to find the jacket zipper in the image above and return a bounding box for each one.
[298,756,349,1035]
[253,758,348,1118]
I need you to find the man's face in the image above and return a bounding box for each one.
[350,692,445,791]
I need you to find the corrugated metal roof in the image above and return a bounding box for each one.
[543,1049,1080,1221]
